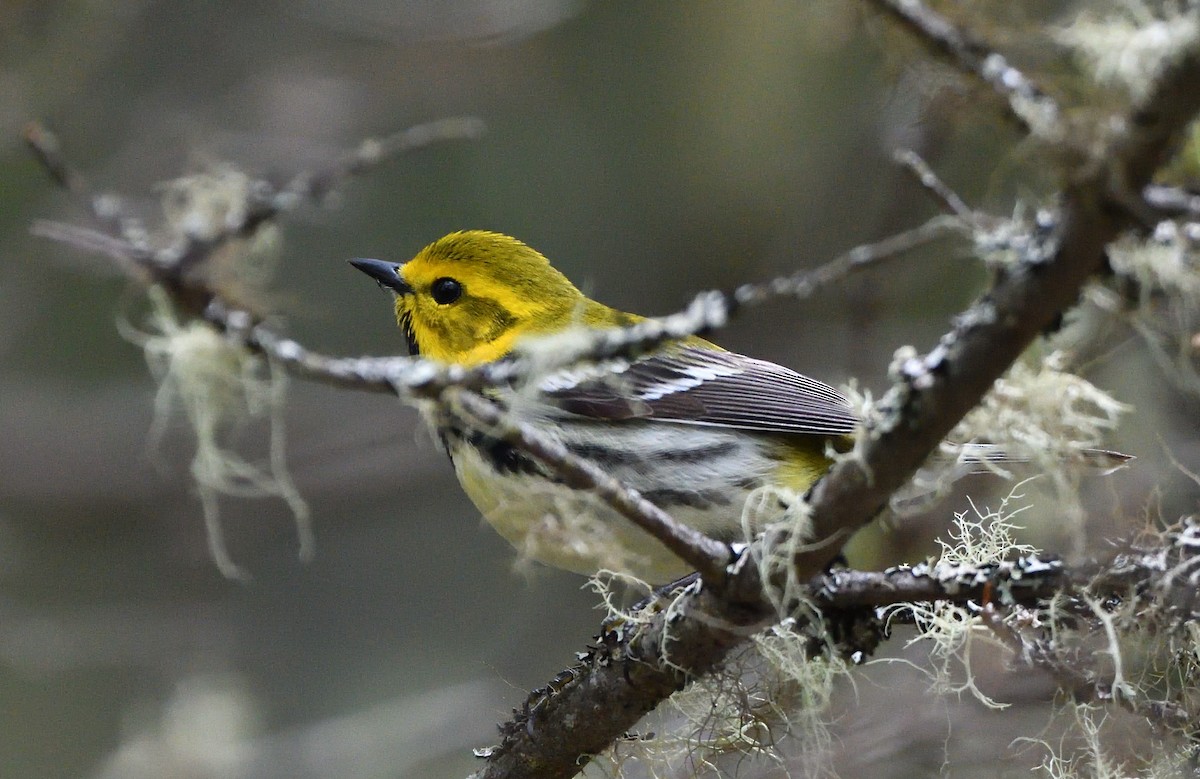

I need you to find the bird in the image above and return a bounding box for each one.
[351,230,857,583]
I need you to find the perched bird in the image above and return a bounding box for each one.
[352,231,856,582]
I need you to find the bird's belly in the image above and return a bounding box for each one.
[446,424,827,582]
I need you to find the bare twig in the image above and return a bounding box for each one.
[1143,183,1200,218]
[893,148,975,219]
[297,118,486,201]
[865,0,1062,138]
[25,122,151,248]
[25,118,486,287]
[23,122,92,198]
[29,219,150,277]
[731,214,966,308]
[473,15,1200,779]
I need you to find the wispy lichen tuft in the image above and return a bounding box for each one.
[1057,3,1200,103]
[892,351,1129,541]
[599,619,847,779]
[885,486,1039,708]
[1092,221,1200,396]
[123,287,311,579]
[741,486,816,616]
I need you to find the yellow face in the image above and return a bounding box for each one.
[389,231,586,365]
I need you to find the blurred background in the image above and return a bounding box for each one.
[1,1,1196,777]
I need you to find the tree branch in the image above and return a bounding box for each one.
[864,0,1063,137]
[470,13,1200,779]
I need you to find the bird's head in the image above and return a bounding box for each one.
[352,231,592,365]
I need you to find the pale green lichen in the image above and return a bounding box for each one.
[1056,2,1200,103]
[1025,701,1194,779]
[160,165,256,242]
[123,287,311,579]
[1093,223,1200,397]
[948,352,1128,477]
[506,485,664,580]
[594,620,847,779]
[892,352,1129,555]
[158,164,285,308]
[587,569,658,629]
[1032,705,1127,779]
[741,485,816,616]
[884,486,1039,709]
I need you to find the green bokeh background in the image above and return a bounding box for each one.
[1,2,1192,777]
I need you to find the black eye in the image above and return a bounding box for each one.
[431,277,463,305]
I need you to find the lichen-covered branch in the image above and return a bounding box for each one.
[864,0,1063,137]
[486,519,1200,777]
[762,1,1200,601]
[469,10,1200,779]
[25,118,483,314]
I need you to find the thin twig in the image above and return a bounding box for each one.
[24,121,145,241]
[1143,183,1200,218]
[26,117,487,282]
[285,117,487,202]
[893,148,975,219]
[522,213,965,373]
[23,122,90,196]
[205,299,536,396]
[29,219,150,278]
[732,214,965,307]
[865,0,1062,138]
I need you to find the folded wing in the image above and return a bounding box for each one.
[541,346,857,436]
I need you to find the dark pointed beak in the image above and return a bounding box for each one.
[350,258,412,295]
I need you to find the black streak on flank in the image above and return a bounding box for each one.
[564,439,740,466]
[442,426,545,477]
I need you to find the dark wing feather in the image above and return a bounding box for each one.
[543,346,857,436]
